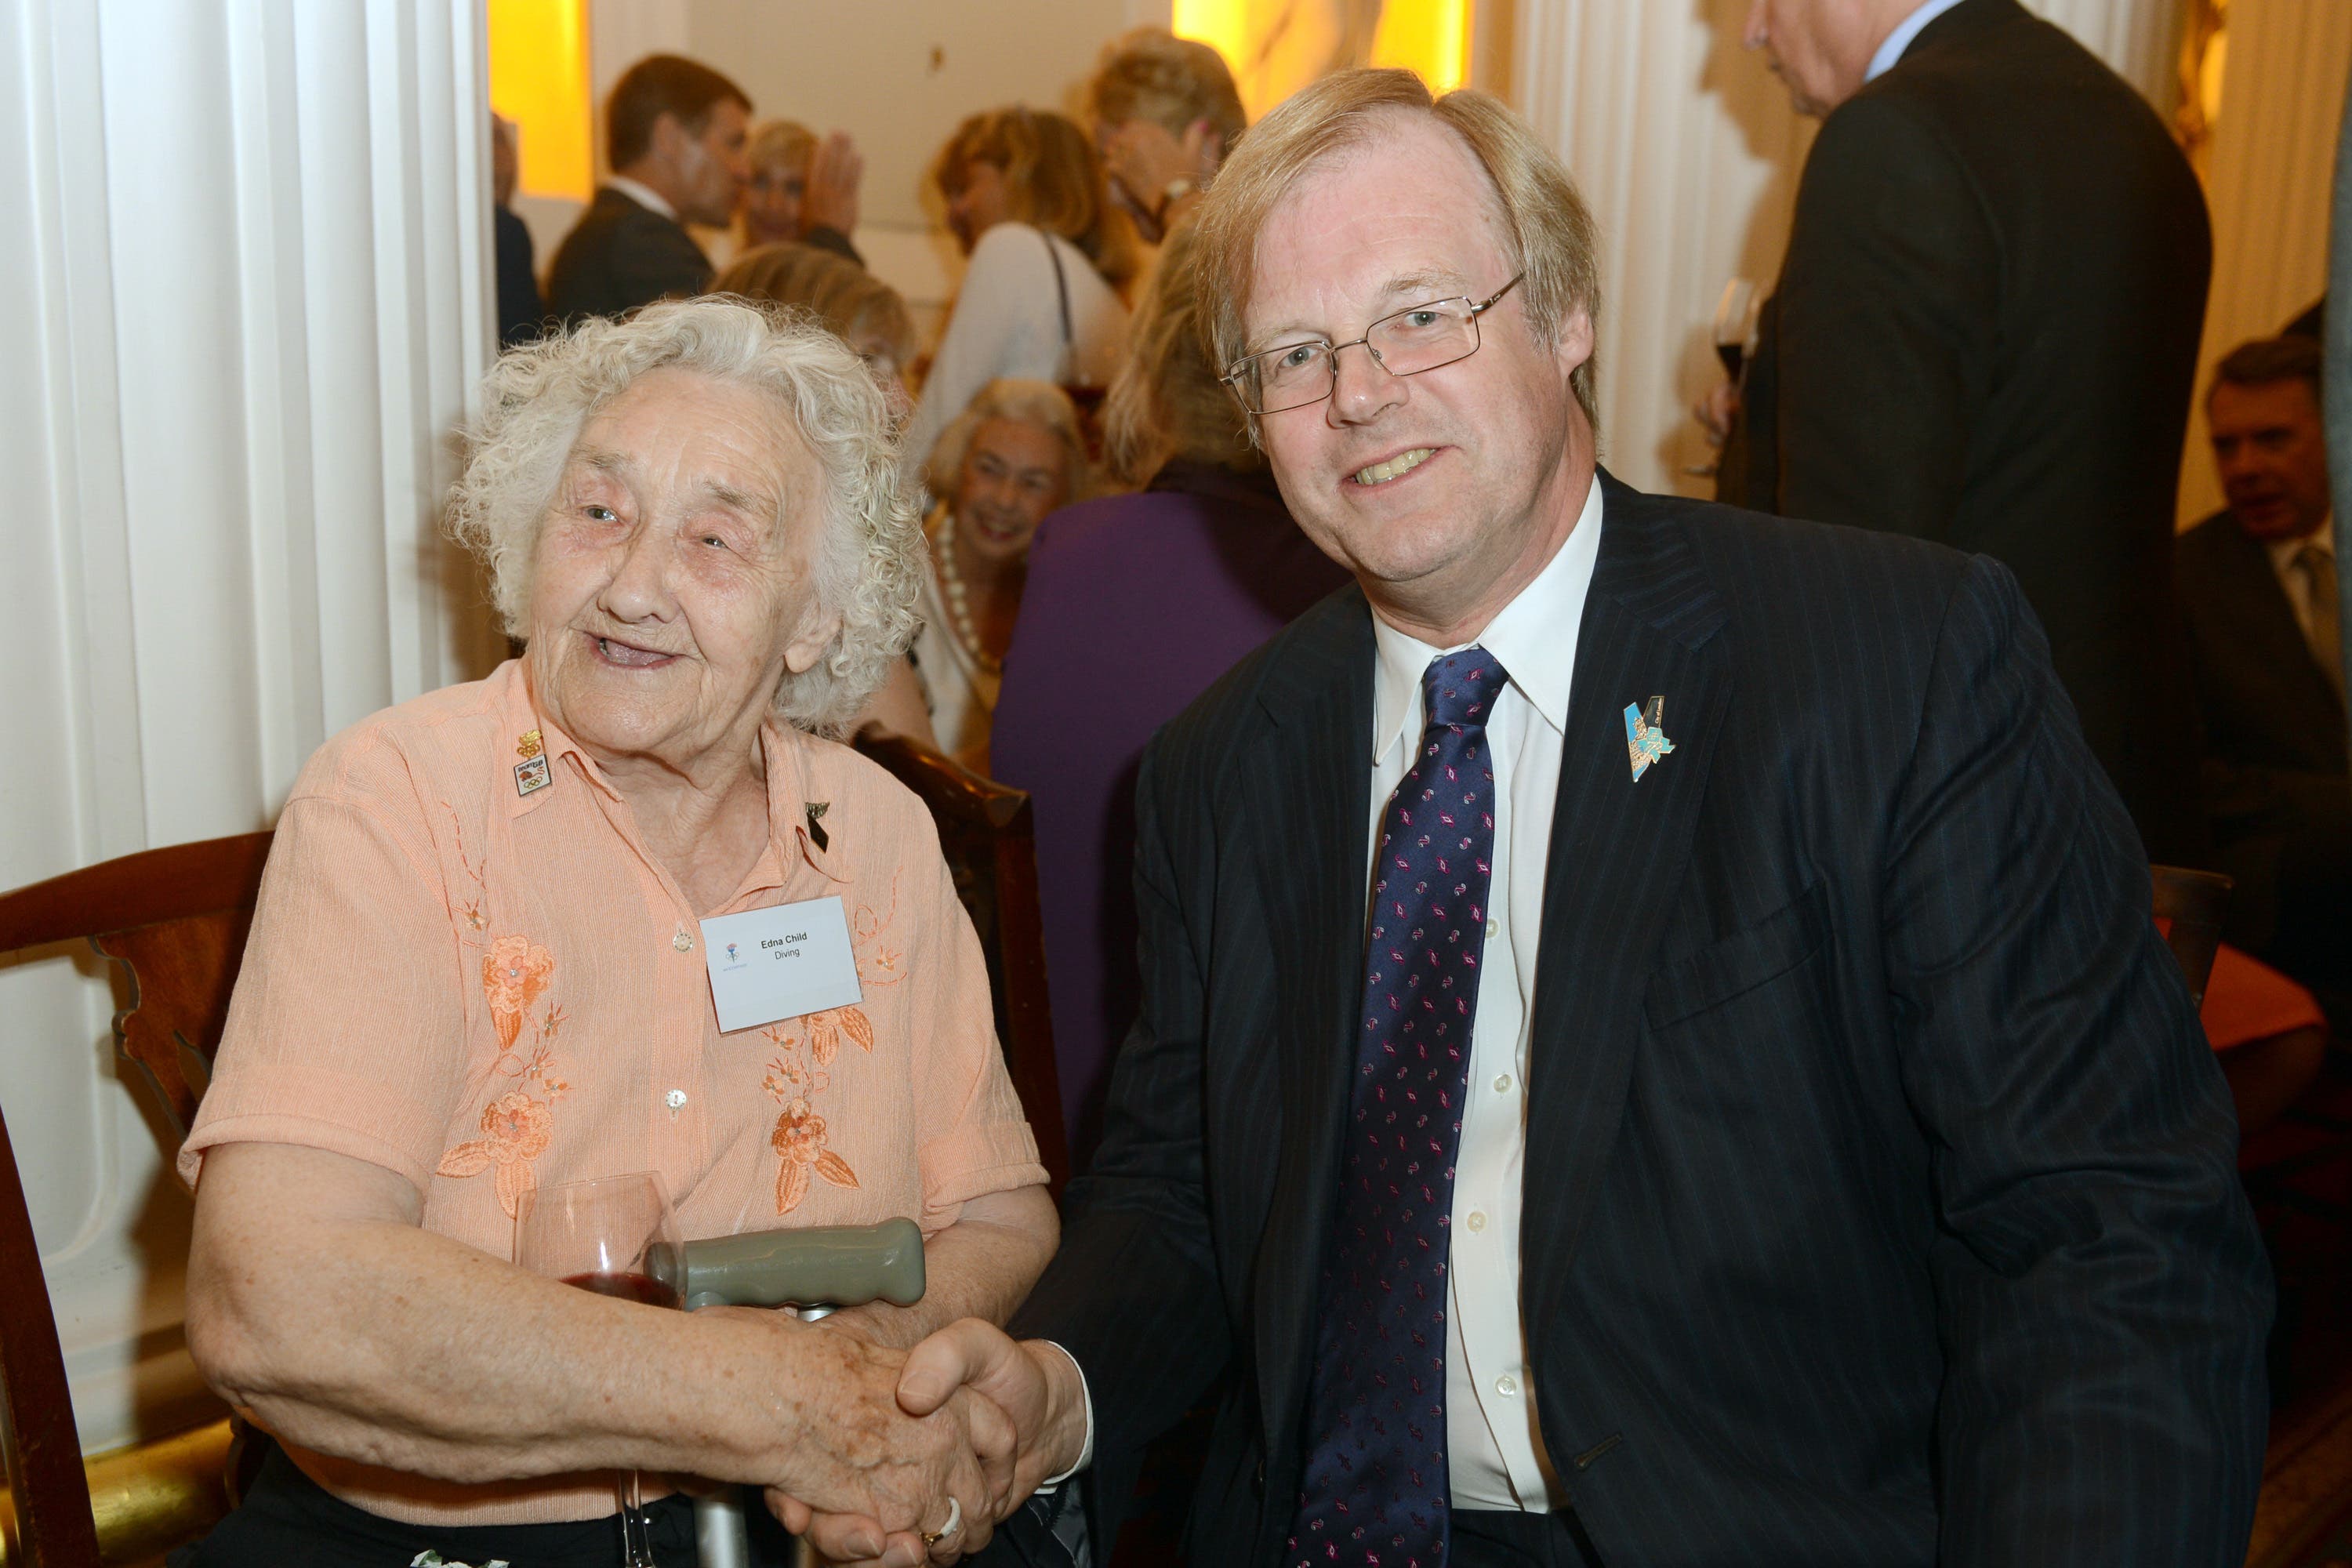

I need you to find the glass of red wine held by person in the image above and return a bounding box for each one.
[516,1173,684,1566]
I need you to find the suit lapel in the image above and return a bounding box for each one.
[1522,478,1732,1327]
[1246,590,1376,1459]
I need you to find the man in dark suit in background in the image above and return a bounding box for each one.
[1716,0,2213,866]
[2178,336,2350,1022]
[786,67,2268,1568]
[489,114,545,347]
[546,55,749,325]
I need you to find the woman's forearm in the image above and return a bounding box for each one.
[818,1183,1058,1350]
[185,1142,883,1489]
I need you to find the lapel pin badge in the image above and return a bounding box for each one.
[513,728,552,797]
[1624,695,1675,782]
[804,800,831,853]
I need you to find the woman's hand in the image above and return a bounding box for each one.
[760,1330,1015,1566]
[803,132,865,239]
[1103,118,1218,239]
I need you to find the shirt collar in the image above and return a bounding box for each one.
[497,661,850,887]
[760,721,854,887]
[1371,472,1606,764]
[498,661,622,818]
[1867,0,1967,82]
[2267,520,2337,575]
[606,174,678,223]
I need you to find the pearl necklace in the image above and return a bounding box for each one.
[934,514,1000,676]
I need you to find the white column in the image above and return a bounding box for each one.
[2179,0,2352,523]
[0,0,499,1451]
[1512,0,2182,500]
[1512,0,1813,495]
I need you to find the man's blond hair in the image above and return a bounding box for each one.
[1194,68,1602,430]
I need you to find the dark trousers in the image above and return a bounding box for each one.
[168,1443,803,1567]
[1452,1507,1608,1568]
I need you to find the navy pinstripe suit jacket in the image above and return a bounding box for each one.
[1006,473,2270,1566]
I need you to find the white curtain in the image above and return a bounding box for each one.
[0,0,497,1449]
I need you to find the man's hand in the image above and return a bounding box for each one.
[1695,379,1740,447]
[803,132,864,239]
[770,1320,1090,1566]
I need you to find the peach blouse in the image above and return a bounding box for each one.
[180,660,1046,1524]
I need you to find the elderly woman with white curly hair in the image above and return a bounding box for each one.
[173,298,1058,1568]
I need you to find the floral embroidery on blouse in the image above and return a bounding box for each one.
[763,1005,870,1214]
[438,936,568,1218]
[441,801,489,934]
[757,883,912,1213]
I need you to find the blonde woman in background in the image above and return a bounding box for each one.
[909,379,1086,772]
[1086,27,1247,244]
[712,240,917,401]
[732,116,866,267]
[900,108,1131,484]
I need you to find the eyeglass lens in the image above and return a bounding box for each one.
[1240,297,1485,415]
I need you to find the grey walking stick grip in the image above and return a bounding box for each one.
[662,1218,927,1568]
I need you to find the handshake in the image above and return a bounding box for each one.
[753,1316,1091,1568]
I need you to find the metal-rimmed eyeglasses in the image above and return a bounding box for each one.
[1221,274,1526,415]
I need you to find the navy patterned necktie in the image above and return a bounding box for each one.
[1287,645,1507,1568]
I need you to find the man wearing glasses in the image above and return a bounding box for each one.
[782,69,2267,1568]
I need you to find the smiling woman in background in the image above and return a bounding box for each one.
[908,378,1086,773]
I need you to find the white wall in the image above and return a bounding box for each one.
[0,0,500,1452]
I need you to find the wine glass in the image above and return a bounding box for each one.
[1687,277,1762,478]
[1713,277,1760,383]
[516,1172,683,1568]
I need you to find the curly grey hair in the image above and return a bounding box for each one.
[448,298,925,736]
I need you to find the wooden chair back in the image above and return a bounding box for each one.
[2151,863,2234,1013]
[854,730,1070,1192]
[0,831,273,1568]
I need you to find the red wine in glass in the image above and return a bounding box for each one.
[1716,341,1745,379]
[562,1270,682,1309]
[517,1174,683,1568]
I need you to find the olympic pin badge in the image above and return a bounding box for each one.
[1624,696,1675,782]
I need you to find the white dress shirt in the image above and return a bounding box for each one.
[603,173,678,223]
[2267,523,2337,644]
[1867,0,1969,81]
[1364,474,1605,1511]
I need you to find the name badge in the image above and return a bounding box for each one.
[699,895,862,1034]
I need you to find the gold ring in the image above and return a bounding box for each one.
[921,1495,963,1548]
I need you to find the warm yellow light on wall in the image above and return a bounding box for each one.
[1370,0,1472,93]
[1171,0,1254,78]
[1174,0,1475,121]
[488,0,593,201]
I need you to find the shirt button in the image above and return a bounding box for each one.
[1466,1210,1487,1232]
[664,1088,688,1111]
[1493,1073,1513,1094]
[1486,916,1499,939]
[672,927,693,952]
[1496,1374,1519,1397]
